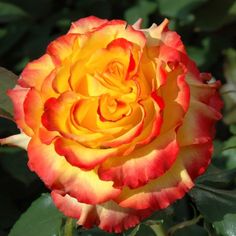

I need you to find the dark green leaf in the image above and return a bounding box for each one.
[187,46,206,68]
[124,224,140,236]
[0,229,8,236]
[213,214,236,236]
[124,0,157,27]
[0,147,36,186]
[0,2,28,23]
[0,193,20,229]
[0,21,31,56]
[189,167,236,222]
[9,193,64,236]
[136,224,156,236]
[79,227,118,236]
[173,225,208,236]
[194,0,236,31]
[156,0,206,18]
[0,67,17,119]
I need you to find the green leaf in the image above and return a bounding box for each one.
[213,214,236,236]
[0,147,36,186]
[0,21,31,56]
[230,125,236,135]
[79,227,117,236]
[173,225,208,236]
[0,193,20,229]
[221,49,236,125]
[0,67,17,119]
[194,0,236,31]
[9,193,64,236]
[136,224,156,236]
[187,46,206,68]
[223,48,236,84]
[124,0,157,27]
[124,224,140,236]
[156,0,206,18]
[189,167,236,222]
[0,2,28,23]
[223,136,236,151]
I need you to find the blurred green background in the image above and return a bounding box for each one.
[0,0,236,235]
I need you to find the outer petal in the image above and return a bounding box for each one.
[27,137,121,204]
[187,75,223,110]
[141,19,186,54]
[115,142,212,210]
[23,88,43,132]
[115,158,193,210]
[51,191,151,233]
[177,76,222,147]
[69,16,108,34]
[18,54,55,90]
[47,34,78,64]
[177,100,222,146]
[7,85,33,136]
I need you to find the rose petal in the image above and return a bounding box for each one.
[115,141,212,210]
[51,191,151,233]
[54,137,119,169]
[177,100,222,146]
[159,68,190,133]
[115,157,194,210]
[47,34,77,64]
[24,88,43,132]
[18,54,55,90]
[7,86,33,136]
[99,130,179,189]
[28,137,121,204]
[69,16,108,34]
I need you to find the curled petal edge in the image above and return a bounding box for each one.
[0,133,30,150]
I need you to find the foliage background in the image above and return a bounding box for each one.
[0,0,236,235]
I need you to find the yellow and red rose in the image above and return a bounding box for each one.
[6,16,222,232]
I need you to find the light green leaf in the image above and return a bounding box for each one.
[9,193,64,236]
[223,136,236,151]
[230,125,236,135]
[219,48,236,124]
[224,48,236,84]
[213,214,236,236]
[0,67,17,119]
[124,225,140,236]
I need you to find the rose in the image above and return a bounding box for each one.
[5,16,222,232]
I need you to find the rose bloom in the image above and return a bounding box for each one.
[5,16,222,232]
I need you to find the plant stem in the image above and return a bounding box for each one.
[149,223,168,236]
[64,218,73,236]
[167,214,203,236]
